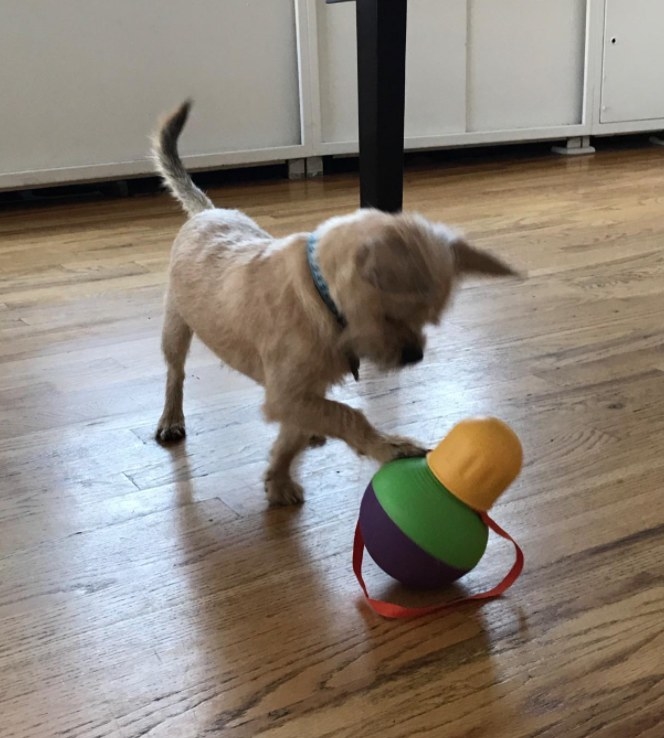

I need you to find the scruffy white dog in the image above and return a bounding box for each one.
[152,101,516,505]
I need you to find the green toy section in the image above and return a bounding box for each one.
[371,457,489,571]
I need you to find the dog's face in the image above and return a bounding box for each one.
[318,210,516,371]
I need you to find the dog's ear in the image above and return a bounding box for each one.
[356,235,427,294]
[451,238,517,277]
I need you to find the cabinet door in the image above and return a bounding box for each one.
[601,0,664,123]
[467,0,587,131]
[0,0,301,175]
[317,0,467,144]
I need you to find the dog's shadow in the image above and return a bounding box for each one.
[165,441,339,635]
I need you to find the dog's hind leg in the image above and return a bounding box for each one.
[264,424,311,505]
[156,296,193,444]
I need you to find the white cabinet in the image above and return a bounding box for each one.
[317,0,467,143]
[319,0,455,146]
[404,0,467,138]
[314,0,589,152]
[2,0,664,191]
[600,0,664,124]
[0,0,303,188]
[467,0,587,131]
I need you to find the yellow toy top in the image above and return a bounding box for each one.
[426,417,523,512]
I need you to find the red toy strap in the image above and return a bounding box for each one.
[352,512,524,619]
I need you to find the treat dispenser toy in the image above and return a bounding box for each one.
[354,417,525,618]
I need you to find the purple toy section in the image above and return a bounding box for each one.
[359,483,469,590]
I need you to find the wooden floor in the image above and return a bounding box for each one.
[1,147,663,738]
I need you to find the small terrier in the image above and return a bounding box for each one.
[152,101,516,505]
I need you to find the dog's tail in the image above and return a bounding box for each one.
[151,99,214,217]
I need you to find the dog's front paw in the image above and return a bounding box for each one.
[377,435,429,463]
[155,422,186,444]
[265,475,305,506]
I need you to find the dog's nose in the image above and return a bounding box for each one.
[400,345,424,366]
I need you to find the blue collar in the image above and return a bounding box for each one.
[306,233,347,329]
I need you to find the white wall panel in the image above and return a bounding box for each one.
[317,0,467,143]
[468,0,587,131]
[0,0,301,176]
[600,0,664,123]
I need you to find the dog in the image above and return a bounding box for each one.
[151,100,517,505]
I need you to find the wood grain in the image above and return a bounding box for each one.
[1,147,663,737]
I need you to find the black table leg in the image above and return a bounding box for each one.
[355,0,408,212]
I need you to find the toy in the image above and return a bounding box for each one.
[354,417,524,616]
